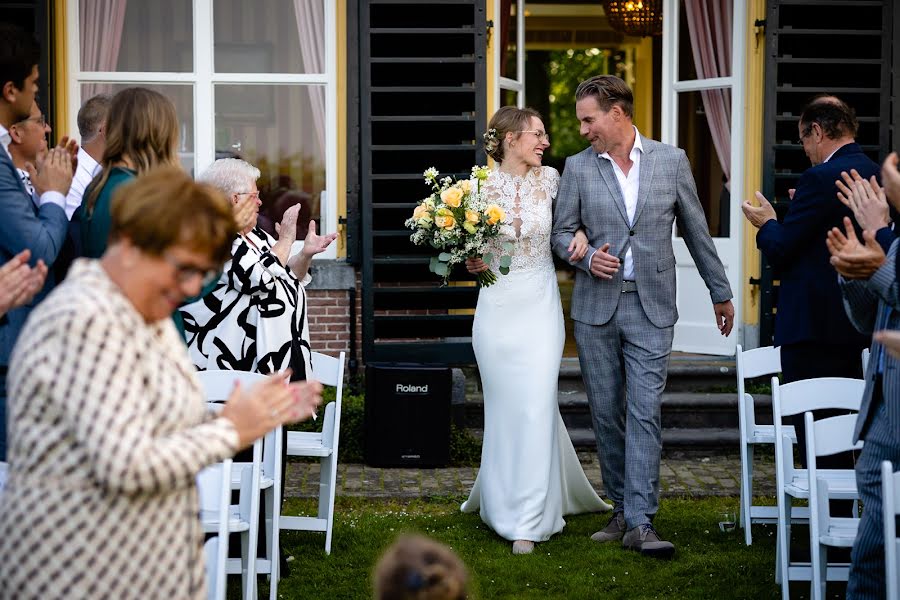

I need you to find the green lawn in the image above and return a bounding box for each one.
[240,495,805,600]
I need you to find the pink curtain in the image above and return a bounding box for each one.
[684,0,732,183]
[293,0,326,157]
[80,0,128,98]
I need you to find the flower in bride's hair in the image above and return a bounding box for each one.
[440,187,463,208]
[483,128,499,154]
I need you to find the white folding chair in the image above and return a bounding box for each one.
[772,376,864,597]
[198,460,232,600]
[861,348,870,373]
[283,351,345,555]
[0,461,7,492]
[197,370,267,600]
[736,344,797,545]
[806,412,863,600]
[883,460,900,600]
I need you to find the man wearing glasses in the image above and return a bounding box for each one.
[8,101,50,197]
[742,96,884,459]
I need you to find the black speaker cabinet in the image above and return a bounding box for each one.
[364,364,451,468]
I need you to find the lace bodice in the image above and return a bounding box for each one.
[482,166,559,273]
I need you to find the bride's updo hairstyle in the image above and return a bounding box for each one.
[373,535,469,600]
[484,105,542,164]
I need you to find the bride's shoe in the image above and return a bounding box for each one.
[512,540,534,555]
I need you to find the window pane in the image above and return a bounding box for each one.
[501,1,518,81]
[214,84,328,236]
[80,83,195,174]
[676,90,730,238]
[679,0,732,80]
[79,0,193,72]
[213,0,324,74]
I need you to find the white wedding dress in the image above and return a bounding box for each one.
[461,166,611,542]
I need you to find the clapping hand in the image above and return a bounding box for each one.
[301,220,338,257]
[275,203,302,243]
[882,152,900,209]
[232,193,258,233]
[589,243,619,279]
[0,249,47,318]
[741,191,777,229]
[836,169,889,231]
[826,216,886,280]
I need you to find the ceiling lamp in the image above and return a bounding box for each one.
[602,1,663,37]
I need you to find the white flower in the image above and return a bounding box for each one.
[423,167,439,181]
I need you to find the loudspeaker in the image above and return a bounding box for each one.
[364,363,451,467]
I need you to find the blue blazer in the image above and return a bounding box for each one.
[756,142,879,348]
[0,147,68,367]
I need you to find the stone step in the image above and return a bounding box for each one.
[557,355,736,394]
[468,427,741,449]
[464,391,772,431]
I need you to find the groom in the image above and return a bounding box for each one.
[551,75,734,559]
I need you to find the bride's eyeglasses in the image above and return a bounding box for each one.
[519,130,550,143]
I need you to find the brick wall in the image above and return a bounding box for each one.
[305,269,362,364]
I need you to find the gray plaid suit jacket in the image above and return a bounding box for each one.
[551,136,732,328]
[840,238,900,443]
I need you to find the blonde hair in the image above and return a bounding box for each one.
[85,87,180,216]
[109,167,237,265]
[484,106,541,164]
[373,535,468,600]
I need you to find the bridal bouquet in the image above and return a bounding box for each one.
[405,166,513,287]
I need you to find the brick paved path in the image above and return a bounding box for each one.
[285,450,775,500]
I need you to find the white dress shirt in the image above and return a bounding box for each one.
[0,123,12,159]
[598,126,644,281]
[66,147,101,219]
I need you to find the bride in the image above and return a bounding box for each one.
[461,107,611,554]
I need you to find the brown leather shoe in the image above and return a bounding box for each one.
[590,511,626,543]
[622,523,675,559]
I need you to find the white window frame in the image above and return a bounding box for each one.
[493,0,524,109]
[66,0,339,259]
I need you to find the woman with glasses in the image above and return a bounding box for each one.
[180,158,336,386]
[460,106,611,555]
[0,169,322,599]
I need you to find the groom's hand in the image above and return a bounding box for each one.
[589,243,620,279]
[713,300,735,337]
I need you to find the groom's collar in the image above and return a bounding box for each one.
[598,125,644,161]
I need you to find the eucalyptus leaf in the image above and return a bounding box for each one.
[434,262,449,276]
[499,255,512,268]
[502,242,516,253]
[482,252,494,264]
[429,256,439,273]
[438,252,453,261]
[499,265,510,275]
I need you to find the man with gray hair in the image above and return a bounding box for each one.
[66,93,109,217]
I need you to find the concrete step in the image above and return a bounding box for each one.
[557,354,736,394]
[468,427,741,449]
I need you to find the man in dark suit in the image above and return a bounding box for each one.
[0,24,74,460]
[742,95,880,462]
[828,151,900,599]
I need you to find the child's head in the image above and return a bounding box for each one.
[373,535,469,600]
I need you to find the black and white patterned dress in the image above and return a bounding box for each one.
[180,227,313,381]
[0,260,239,599]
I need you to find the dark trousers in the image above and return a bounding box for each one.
[847,397,900,599]
[780,342,864,517]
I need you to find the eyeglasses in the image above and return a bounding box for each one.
[22,114,46,127]
[519,130,550,143]
[163,252,220,288]
[235,191,260,201]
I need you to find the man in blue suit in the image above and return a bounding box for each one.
[742,96,881,466]
[0,24,75,460]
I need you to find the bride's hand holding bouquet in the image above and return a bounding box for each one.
[405,166,512,286]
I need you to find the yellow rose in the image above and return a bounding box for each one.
[413,204,431,220]
[484,204,505,225]
[458,180,472,194]
[435,214,457,229]
[465,209,480,224]
[440,187,463,208]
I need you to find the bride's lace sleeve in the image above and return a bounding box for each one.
[480,166,558,273]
